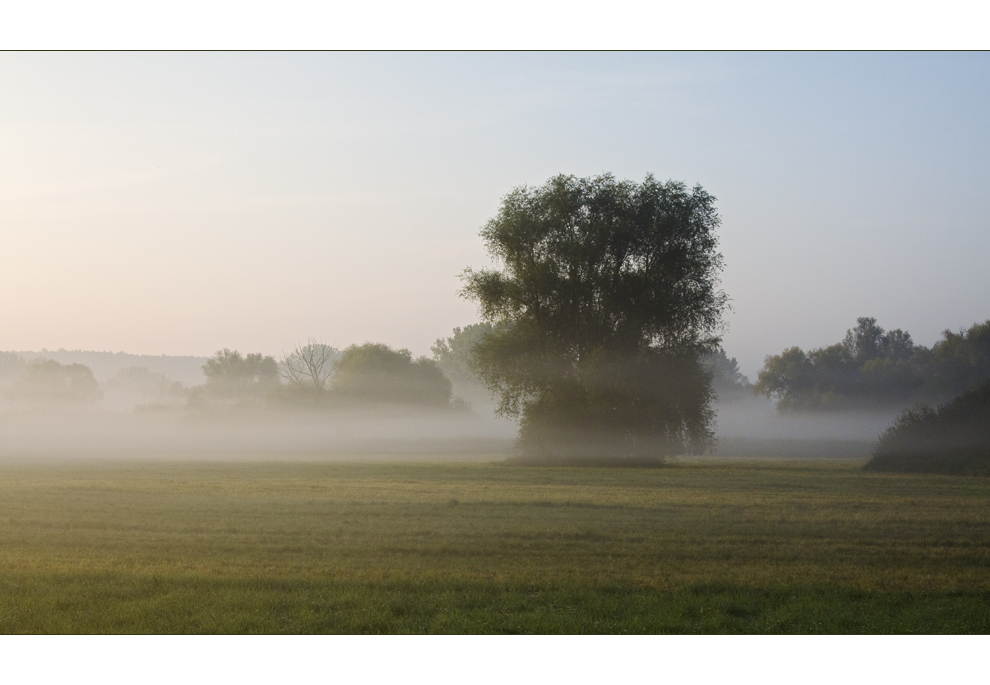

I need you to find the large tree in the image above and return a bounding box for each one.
[461,173,727,460]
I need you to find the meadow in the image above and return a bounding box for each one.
[0,457,987,633]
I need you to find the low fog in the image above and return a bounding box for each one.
[0,394,892,463]
[0,347,520,462]
[713,396,897,459]
[0,405,517,462]
[0,346,899,462]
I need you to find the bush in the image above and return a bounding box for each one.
[865,380,990,475]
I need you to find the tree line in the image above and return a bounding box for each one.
[191,342,453,409]
[754,317,990,411]
[0,342,456,411]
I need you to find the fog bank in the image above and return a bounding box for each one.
[0,398,895,462]
[0,407,517,462]
[713,396,898,458]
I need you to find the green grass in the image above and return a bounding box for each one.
[0,458,988,633]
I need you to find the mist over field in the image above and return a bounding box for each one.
[713,397,897,458]
[0,347,518,460]
[1,315,978,463]
[0,347,894,462]
[0,405,516,461]
[0,401,889,463]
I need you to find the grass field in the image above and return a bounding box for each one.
[0,457,988,633]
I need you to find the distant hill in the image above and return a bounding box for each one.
[11,350,209,386]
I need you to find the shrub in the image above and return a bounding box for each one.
[865,380,990,475]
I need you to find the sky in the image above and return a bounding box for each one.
[2,51,989,378]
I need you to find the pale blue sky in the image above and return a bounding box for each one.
[2,52,988,377]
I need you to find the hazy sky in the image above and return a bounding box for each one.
[2,52,988,378]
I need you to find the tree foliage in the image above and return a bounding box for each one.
[431,323,498,408]
[460,173,727,460]
[431,324,494,387]
[0,352,26,388]
[333,343,452,407]
[6,359,101,404]
[755,318,990,411]
[704,349,751,402]
[200,349,279,401]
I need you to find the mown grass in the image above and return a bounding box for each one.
[0,458,987,633]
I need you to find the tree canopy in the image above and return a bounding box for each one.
[200,349,279,401]
[431,323,498,408]
[6,359,101,404]
[333,343,452,407]
[0,352,26,388]
[705,349,751,402]
[755,318,990,411]
[461,173,727,460]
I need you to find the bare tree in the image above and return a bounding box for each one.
[279,339,340,393]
